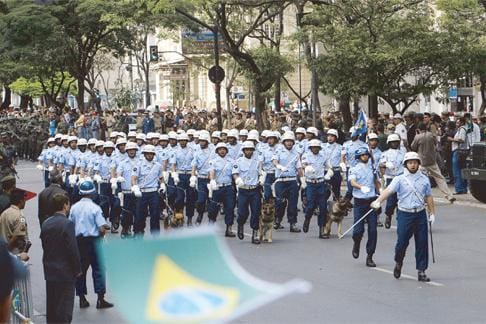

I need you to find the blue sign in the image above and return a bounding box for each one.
[449,87,458,100]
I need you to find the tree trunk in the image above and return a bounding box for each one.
[20,95,29,109]
[1,86,11,110]
[368,94,378,118]
[338,96,352,131]
[145,64,151,106]
[480,74,486,116]
[253,84,270,132]
[274,78,281,113]
[76,79,85,112]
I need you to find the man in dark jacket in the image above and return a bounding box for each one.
[40,194,81,323]
[38,170,67,228]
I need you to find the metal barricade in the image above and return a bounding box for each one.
[10,264,33,324]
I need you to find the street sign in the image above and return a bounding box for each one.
[448,87,458,100]
[208,66,225,84]
[181,28,225,55]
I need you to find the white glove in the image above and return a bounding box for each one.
[428,214,435,225]
[117,176,125,183]
[360,186,370,194]
[36,164,44,171]
[48,166,54,172]
[68,174,78,186]
[324,168,334,181]
[385,161,395,169]
[159,183,167,194]
[131,185,142,197]
[207,183,213,198]
[370,199,381,210]
[304,165,316,176]
[189,175,197,188]
[259,171,267,186]
[300,176,307,189]
[210,179,218,190]
[340,162,347,172]
[276,164,288,172]
[162,171,170,183]
[171,172,179,185]
[110,178,118,190]
[235,177,245,188]
[93,174,102,183]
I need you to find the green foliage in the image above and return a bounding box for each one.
[9,77,43,97]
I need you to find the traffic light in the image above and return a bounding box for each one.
[149,45,159,62]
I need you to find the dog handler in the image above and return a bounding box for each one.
[371,152,435,282]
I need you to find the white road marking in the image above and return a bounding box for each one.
[373,267,444,287]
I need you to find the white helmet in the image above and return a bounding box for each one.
[116,138,127,146]
[142,144,156,154]
[176,129,184,134]
[215,142,228,152]
[239,129,249,136]
[126,142,138,151]
[281,132,295,142]
[54,134,63,140]
[110,131,118,138]
[168,131,178,139]
[199,133,210,142]
[248,133,259,142]
[159,134,169,141]
[61,135,69,141]
[267,131,278,139]
[221,129,229,135]
[78,138,88,146]
[88,138,97,145]
[118,132,127,138]
[178,133,189,141]
[68,136,78,143]
[187,129,196,136]
[104,141,115,149]
[211,131,221,139]
[146,132,155,140]
[387,133,401,143]
[95,140,105,147]
[295,127,306,134]
[327,129,339,138]
[193,131,200,138]
[136,133,146,141]
[308,139,322,148]
[241,141,255,150]
[127,131,137,138]
[403,152,421,165]
[153,132,160,138]
[367,133,378,140]
[47,137,55,144]
[227,129,239,138]
[261,130,270,138]
[249,129,259,138]
[307,127,319,136]
[393,113,403,119]
[281,126,290,133]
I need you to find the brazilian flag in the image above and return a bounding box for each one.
[99,228,310,323]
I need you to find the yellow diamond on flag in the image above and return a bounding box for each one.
[146,255,240,322]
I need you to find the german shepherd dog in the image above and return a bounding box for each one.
[323,199,353,238]
[164,208,185,229]
[259,197,275,243]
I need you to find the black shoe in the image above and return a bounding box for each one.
[251,230,260,244]
[96,298,114,309]
[319,227,329,239]
[187,218,193,227]
[303,217,311,233]
[79,296,90,308]
[225,225,236,238]
[366,254,376,267]
[453,192,467,195]
[385,215,391,229]
[418,271,430,282]
[377,221,384,227]
[352,239,361,259]
[196,214,203,225]
[273,221,284,230]
[393,262,402,279]
[290,224,301,233]
[237,224,244,240]
[448,197,456,204]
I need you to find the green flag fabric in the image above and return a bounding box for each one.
[99,227,311,323]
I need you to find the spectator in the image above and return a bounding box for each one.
[38,170,67,228]
[449,117,469,194]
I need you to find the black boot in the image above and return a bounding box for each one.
[225,225,235,237]
[366,254,376,267]
[393,262,402,279]
[79,295,90,308]
[303,217,311,233]
[290,223,301,233]
[187,218,193,227]
[237,223,244,240]
[385,214,392,229]
[352,236,361,259]
[196,213,203,225]
[418,271,430,282]
[319,226,329,239]
[251,230,260,244]
[96,294,114,309]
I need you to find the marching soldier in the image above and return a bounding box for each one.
[207,142,236,237]
[36,137,56,188]
[301,139,334,238]
[226,129,241,160]
[191,132,212,225]
[379,133,405,228]
[349,147,380,267]
[294,127,307,155]
[371,152,436,282]
[272,132,304,232]
[322,129,343,199]
[341,128,367,200]
[233,141,262,244]
[259,131,279,200]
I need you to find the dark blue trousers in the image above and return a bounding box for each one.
[344,169,353,200]
[263,173,275,200]
[167,176,177,207]
[305,182,331,227]
[121,192,136,231]
[385,178,398,217]
[237,188,261,229]
[135,191,160,234]
[207,185,235,225]
[328,169,342,200]
[175,174,196,219]
[275,180,299,224]
[44,170,50,188]
[99,183,121,224]
[352,197,378,255]
[196,178,209,214]
[75,236,105,296]
[395,209,429,271]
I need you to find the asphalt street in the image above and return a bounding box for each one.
[14,160,486,324]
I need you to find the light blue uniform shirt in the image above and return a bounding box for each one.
[348,162,376,199]
[295,139,307,155]
[135,158,162,189]
[380,148,405,178]
[227,143,241,160]
[156,146,170,165]
[272,146,302,178]
[258,144,277,173]
[37,148,53,168]
[369,147,382,173]
[387,170,432,210]
[165,144,179,168]
[232,154,260,186]
[116,156,139,191]
[301,151,329,180]
[88,153,104,173]
[170,146,194,172]
[322,142,342,167]
[69,198,106,237]
[342,140,366,168]
[93,154,114,180]
[191,147,212,177]
[209,155,234,186]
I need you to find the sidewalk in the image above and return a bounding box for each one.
[432,185,485,209]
